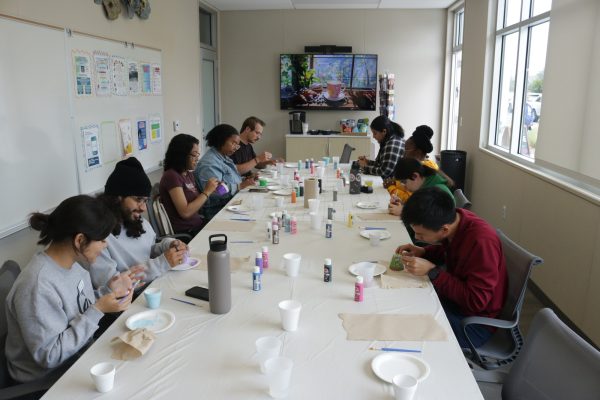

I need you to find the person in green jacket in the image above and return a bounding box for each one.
[389,157,454,217]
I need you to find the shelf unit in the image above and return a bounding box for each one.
[378,73,395,120]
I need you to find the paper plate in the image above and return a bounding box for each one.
[360,230,392,240]
[171,257,200,271]
[285,163,297,168]
[356,201,379,209]
[348,262,387,277]
[226,205,251,214]
[273,189,293,196]
[267,185,283,191]
[126,309,175,333]
[371,353,430,383]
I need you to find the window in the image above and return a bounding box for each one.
[488,0,550,159]
[446,5,464,150]
[199,7,216,49]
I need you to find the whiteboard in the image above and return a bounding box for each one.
[0,16,165,238]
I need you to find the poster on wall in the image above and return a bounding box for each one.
[73,51,93,97]
[93,51,111,97]
[111,56,128,96]
[137,119,147,150]
[128,61,140,95]
[100,121,119,165]
[149,114,162,143]
[81,124,102,170]
[141,63,152,94]
[119,119,133,156]
[151,63,162,95]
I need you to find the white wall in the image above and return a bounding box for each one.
[219,9,446,159]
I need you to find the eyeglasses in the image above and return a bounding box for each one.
[188,152,201,159]
[132,197,149,205]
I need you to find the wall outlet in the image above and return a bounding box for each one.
[502,205,507,220]
[173,120,180,131]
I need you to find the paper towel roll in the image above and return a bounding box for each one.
[304,178,319,208]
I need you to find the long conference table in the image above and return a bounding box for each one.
[42,163,483,399]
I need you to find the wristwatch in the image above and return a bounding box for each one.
[427,266,441,281]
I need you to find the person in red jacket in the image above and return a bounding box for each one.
[396,187,508,348]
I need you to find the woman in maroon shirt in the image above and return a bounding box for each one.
[159,134,218,238]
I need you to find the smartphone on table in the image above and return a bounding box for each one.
[185,286,209,301]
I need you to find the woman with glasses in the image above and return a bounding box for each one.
[5,195,133,385]
[159,133,219,237]
[194,124,256,221]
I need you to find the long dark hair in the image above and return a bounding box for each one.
[164,133,199,173]
[370,116,404,142]
[29,195,115,252]
[96,193,145,238]
[205,124,239,150]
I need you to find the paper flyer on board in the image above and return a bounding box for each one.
[94,51,111,96]
[112,56,128,96]
[73,51,93,97]
[81,124,102,170]
[141,63,152,94]
[119,119,133,156]
[149,114,162,143]
[151,63,162,95]
[137,119,147,150]
[129,61,140,95]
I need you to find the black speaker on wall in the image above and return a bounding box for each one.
[304,45,352,53]
[440,150,467,193]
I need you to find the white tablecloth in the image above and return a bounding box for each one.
[42,166,483,400]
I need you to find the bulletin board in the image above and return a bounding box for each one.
[0,15,165,238]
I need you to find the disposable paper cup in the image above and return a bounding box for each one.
[90,362,115,393]
[308,198,320,213]
[265,356,294,399]
[301,122,309,134]
[317,167,325,179]
[359,263,376,288]
[275,197,284,208]
[255,336,283,373]
[283,253,301,277]
[278,300,302,332]
[393,374,418,400]
[309,212,321,230]
[144,288,162,309]
[370,231,382,247]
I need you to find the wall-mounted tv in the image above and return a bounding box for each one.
[280,54,377,111]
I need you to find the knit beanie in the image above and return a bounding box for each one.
[411,125,434,154]
[104,157,151,197]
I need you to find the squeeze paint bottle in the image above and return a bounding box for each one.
[262,246,269,269]
[324,258,332,283]
[291,216,298,234]
[255,251,263,274]
[252,266,261,291]
[272,224,280,245]
[354,276,364,302]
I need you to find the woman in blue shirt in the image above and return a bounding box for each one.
[194,124,256,220]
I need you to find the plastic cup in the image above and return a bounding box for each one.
[392,374,418,400]
[358,262,376,288]
[276,162,284,175]
[143,288,162,309]
[278,300,302,331]
[264,356,293,399]
[308,198,320,213]
[370,231,382,247]
[283,253,301,277]
[301,122,309,134]
[90,362,115,393]
[309,212,321,230]
[332,156,340,169]
[255,336,283,374]
[275,197,284,208]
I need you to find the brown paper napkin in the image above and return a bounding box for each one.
[192,255,251,273]
[338,313,447,341]
[230,199,243,206]
[355,213,400,221]
[111,328,156,360]
[380,271,429,289]
[204,220,256,232]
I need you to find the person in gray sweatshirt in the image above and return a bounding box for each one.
[90,157,187,292]
[5,195,133,383]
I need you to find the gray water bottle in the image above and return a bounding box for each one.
[207,234,231,314]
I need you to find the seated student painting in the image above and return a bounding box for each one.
[396,187,508,348]
[230,116,280,176]
[194,124,256,220]
[160,134,220,237]
[388,158,453,216]
[92,157,189,294]
[356,115,405,180]
[5,196,133,384]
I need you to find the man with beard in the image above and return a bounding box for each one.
[230,116,277,176]
[90,157,187,293]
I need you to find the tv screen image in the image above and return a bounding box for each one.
[280,54,377,111]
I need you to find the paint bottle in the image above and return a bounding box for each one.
[262,246,269,269]
[347,212,353,228]
[333,187,338,202]
[305,159,310,169]
[299,180,304,197]
[266,222,272,241]
[282,211,290,233]
[336,168,341,179]
[291,216,297,234]
[271,217,278,232]
[294,169,299,181]
[291,189,297,204]
[327,207,335,220]
[324,258,332,283]
[272,224,279,244]
[354,276,364,302]
[325,219,333,238]
[310,162,315,176]
[298,159,302,170]
[252,266,261,291]
[255,251,263,274]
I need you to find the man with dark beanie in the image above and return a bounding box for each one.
[89,157,187,293]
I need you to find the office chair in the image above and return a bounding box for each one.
[0,260,65,399]
[339,144,356,164]
[148,183,192,243]
[453,188,472,210]
[462,230,543,380]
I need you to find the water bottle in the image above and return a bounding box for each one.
[349,161,361,194]
[207,234,231,314]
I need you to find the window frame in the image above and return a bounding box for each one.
[443,1,465,151]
